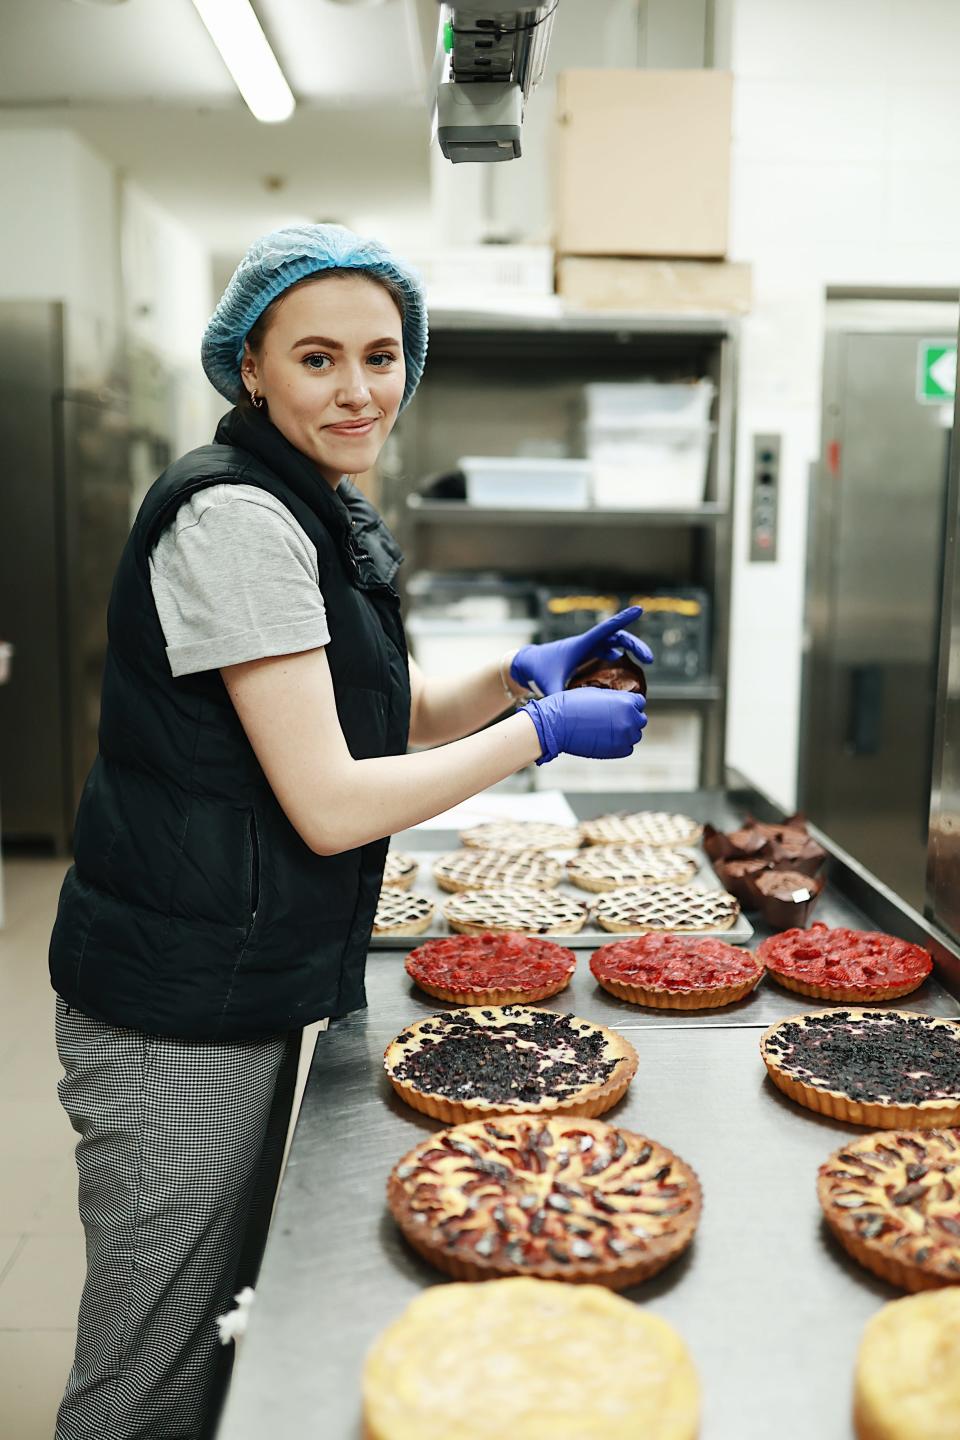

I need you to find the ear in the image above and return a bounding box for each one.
[240,341,260,397]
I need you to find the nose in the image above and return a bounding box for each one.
[335,363,372,411]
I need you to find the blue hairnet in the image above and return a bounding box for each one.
[201,223,428,412]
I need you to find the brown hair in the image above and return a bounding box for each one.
[239,268,406,408]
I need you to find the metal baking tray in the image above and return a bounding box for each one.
[370,844,754,948]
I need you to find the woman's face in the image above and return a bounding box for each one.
[240,273,406,487]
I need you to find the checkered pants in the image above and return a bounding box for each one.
[54,997,300,1440]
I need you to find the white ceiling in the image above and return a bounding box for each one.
[0,0,435,260]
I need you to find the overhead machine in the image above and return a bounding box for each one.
[411,0,559,162]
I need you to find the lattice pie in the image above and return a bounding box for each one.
[459,820,581,852]
[566,844,698,893]
[433,848,563,894]
[372,890,434,937]
[382,851,418,890]
[444,886,589,937]
[592,883,740,935]
[579,811,703,849]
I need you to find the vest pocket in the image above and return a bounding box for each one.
[248,811,260,919]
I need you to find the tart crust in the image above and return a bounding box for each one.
[579,810,703,849]
[818,1129,960,1292]
[459,820,581,853]
[591,934,764,1010]
[761,1010,960,1129]
[404,934,576,1007]
[443,886,589,938]
[372,890,434,937]
[566,844,698,893]
[433,848,564,894]
[384,1006,638,1124]
[381,851,418,891]
[758,923,932,1003]
[854,1290,960,1440]
[592,883,740,935]
[362,1278,700,1440]
[387,1116,701,1289]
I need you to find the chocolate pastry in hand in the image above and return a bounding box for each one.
[567,655,647,696]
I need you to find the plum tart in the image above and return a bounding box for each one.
[819,1128,960,1291]
[387,1115,701,1289]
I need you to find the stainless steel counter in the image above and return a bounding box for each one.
[217,785,960,1440]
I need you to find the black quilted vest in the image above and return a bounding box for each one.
[49,407,410,1041]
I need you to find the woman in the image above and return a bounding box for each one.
[48,224,651,1440]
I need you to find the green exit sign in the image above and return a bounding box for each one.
[917,341,957,403]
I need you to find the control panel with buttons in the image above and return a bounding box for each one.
[749,433,780,562]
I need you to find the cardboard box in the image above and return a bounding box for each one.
[555,70,733,259]
[557,256,752,314]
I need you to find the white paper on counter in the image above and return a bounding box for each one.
[412,788,579,832]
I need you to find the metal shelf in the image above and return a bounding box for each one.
[406,497,728,527]
[427,302,736,338]
[653,679,723,702]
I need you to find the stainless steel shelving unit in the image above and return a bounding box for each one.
[391,305,738,788]
[217,777,960,1440]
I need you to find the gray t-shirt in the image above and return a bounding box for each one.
[149,484,331,677]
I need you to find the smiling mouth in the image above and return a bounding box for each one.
[326,418,378,433]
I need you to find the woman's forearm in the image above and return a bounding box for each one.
[410,651,526,746]
[309,710,541,854]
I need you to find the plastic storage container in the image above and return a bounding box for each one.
[583,379,714,509]
[589,431,712,509]
[460,456,592,510]
[406,616,538,675]
[584,379,715,428]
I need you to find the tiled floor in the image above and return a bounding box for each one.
[0,855,318,1439]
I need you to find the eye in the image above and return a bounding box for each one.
[368,352,398,368]
[302,353,332,371]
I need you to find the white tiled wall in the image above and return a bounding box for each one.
[724,0,960,807]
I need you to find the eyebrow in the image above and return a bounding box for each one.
[291,335,401,351]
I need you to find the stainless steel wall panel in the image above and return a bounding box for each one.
[803,298,958,909]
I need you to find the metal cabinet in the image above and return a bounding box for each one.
[387,309,738,787]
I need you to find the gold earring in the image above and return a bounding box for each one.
[250,389,265,410]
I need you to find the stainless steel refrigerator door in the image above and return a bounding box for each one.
[0,302,70,846]
[928,326,960,939]
[804,311,956,909]
[59,393,132,827]
[0,301,129,850]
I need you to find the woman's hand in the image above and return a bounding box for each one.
[510,606,654,697]
[523,688,647,764]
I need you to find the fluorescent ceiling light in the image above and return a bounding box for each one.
[190,0,295,124]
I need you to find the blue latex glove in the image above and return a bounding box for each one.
[524,689,647,765]
[510,606,654,698]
